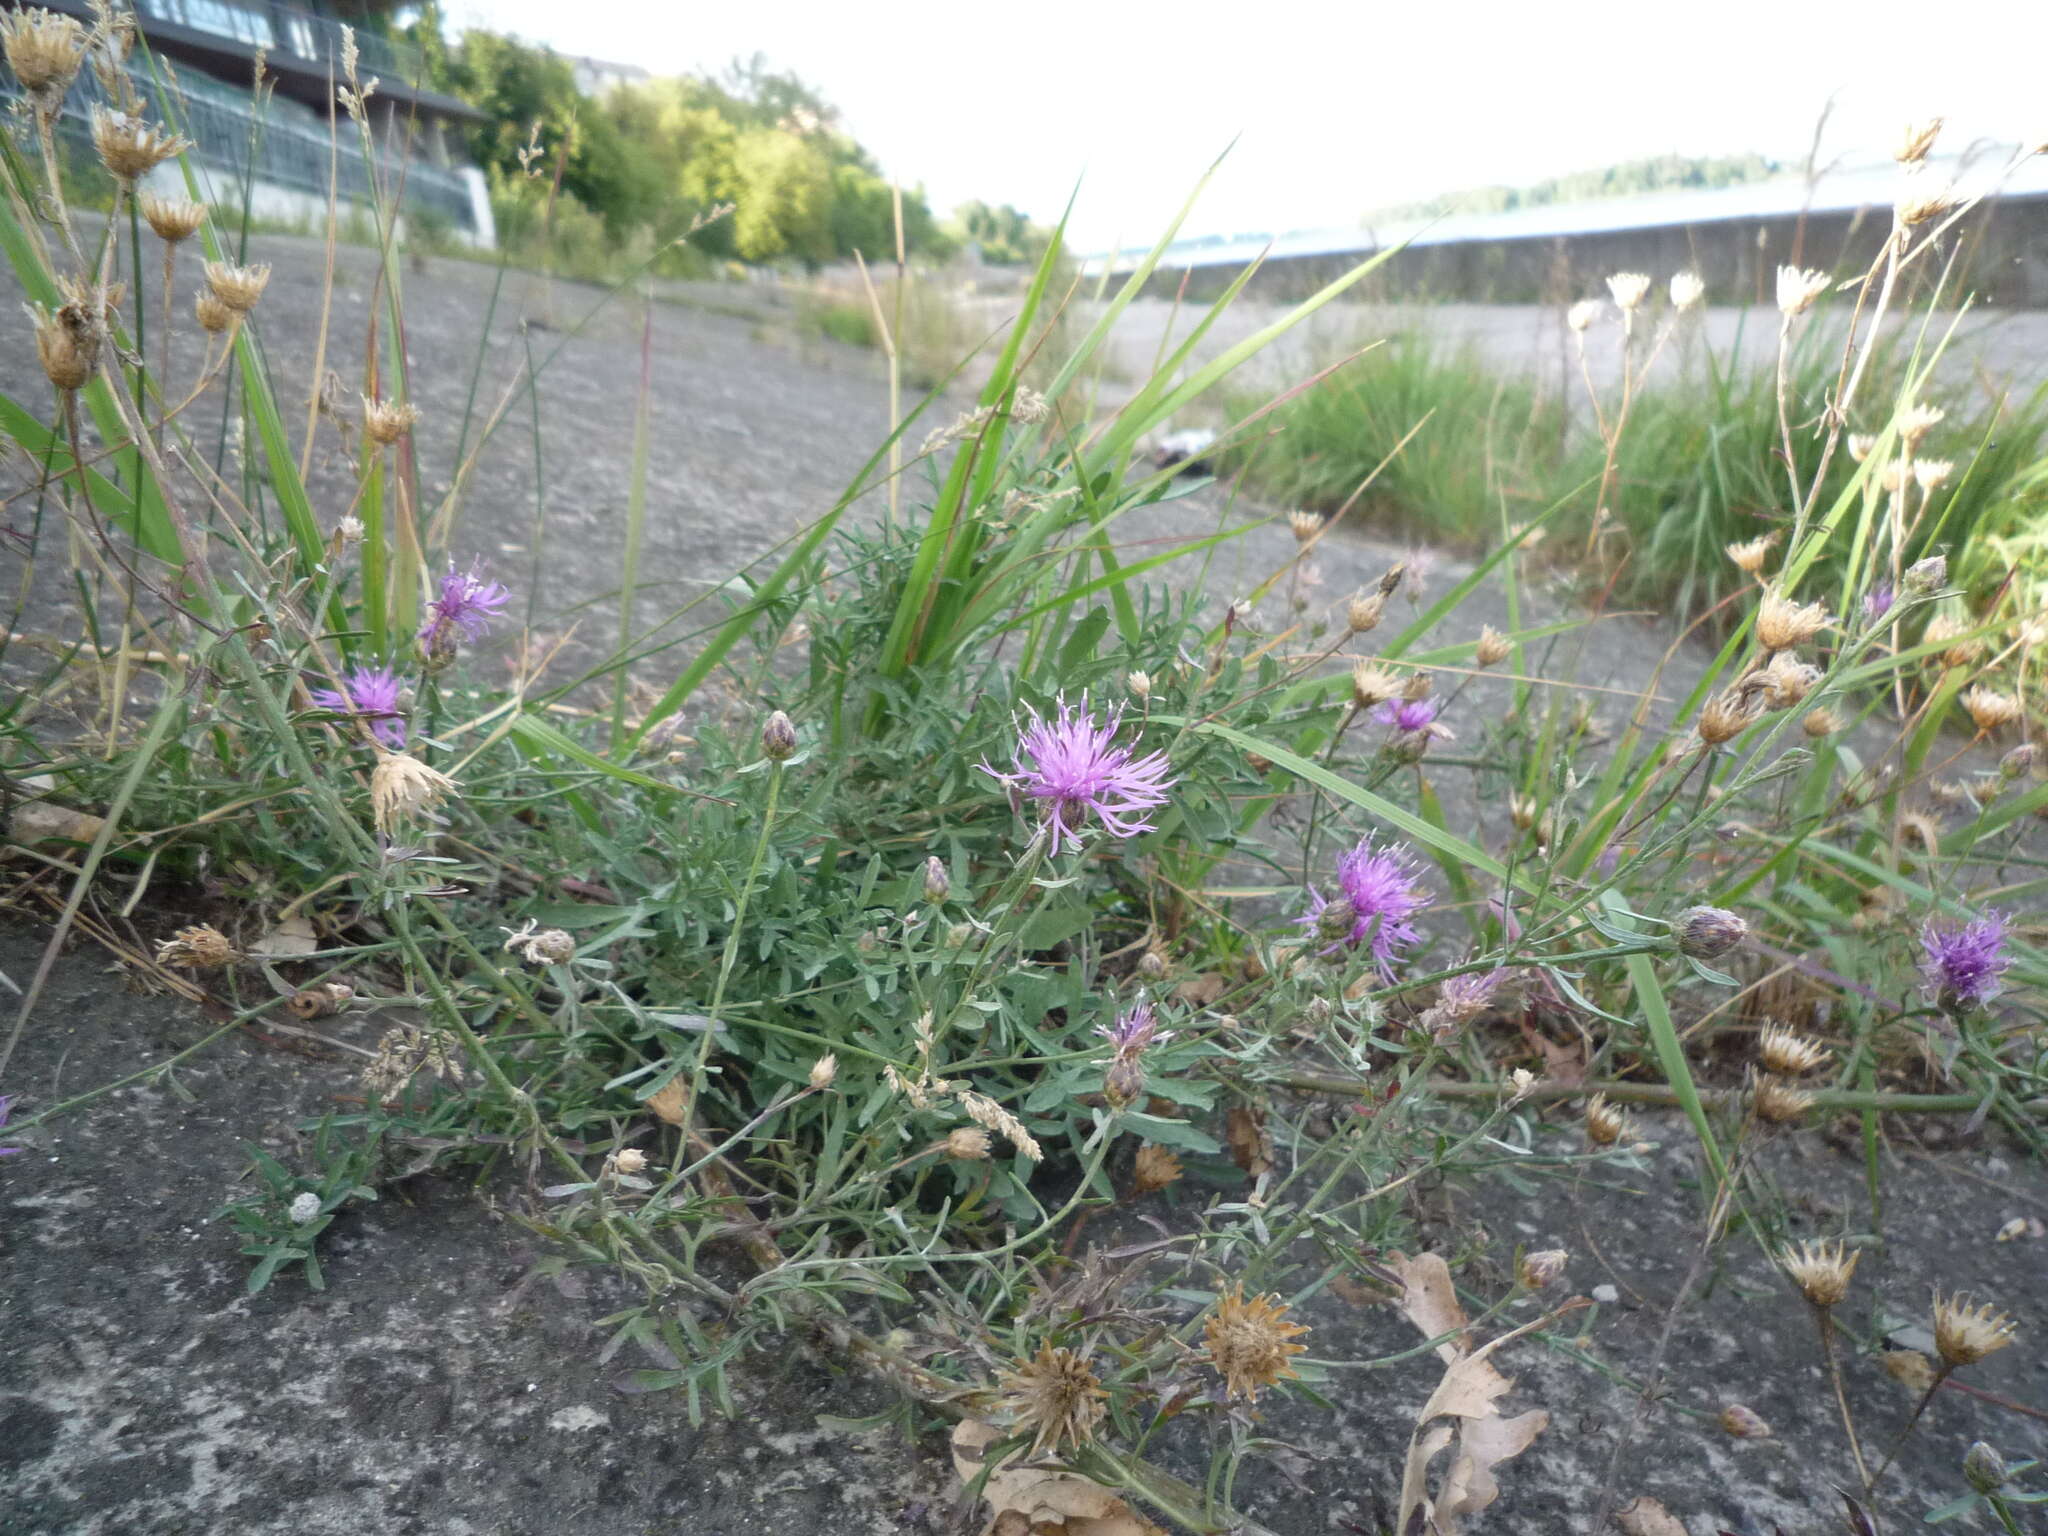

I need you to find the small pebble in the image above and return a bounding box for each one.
[1591,1284,1619,1304]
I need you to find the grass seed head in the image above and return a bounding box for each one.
[1,6,86,101]
[1758,1022,1829,1076]
[1000,1343,1107,1457]
[1783,1238,1859,1308]
[203,260,271,314]
[1896,118,1944,165]
[1756,587,1831,652]
[369,749,458,835]
[1131,1142,1183,1194]
[139,191,206,243]
[1933,1292,2018,1367]
[1201,1283,1309,1402]
[155,923,238,969]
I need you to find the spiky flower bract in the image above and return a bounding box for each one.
[1300,836,1429,977]
[1000,1342,1107,1456]
[309,664,407,749]
[1783,1238,1859,1308]
[1201,1283,1309,1402]
[978,694,1176,855]
[1097,999,1173,1058]
[1921,913,2011,1010]
[1932,1293,2018,1367]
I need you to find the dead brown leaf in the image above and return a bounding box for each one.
[7,801,108,847]
[644,1078,689,1126]
[1172,972,1227,1007]
[951,1420,1166,1536]
[250,914,318,959]
[1390,1251,1470,1362]
[1224,1105,1274,1180]
[1614,1495,1689,1536]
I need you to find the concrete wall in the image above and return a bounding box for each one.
[1149,196,2048,310]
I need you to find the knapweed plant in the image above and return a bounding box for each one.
[2,25,2042,1529]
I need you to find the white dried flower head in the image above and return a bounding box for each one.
[1126,669,1152,701]
[1759,1022,1830,1075]
[1913,457,1953,492]
[1507,1067,1537,1103]
[89,105,189,181]
[1696,684,1765,746]
[156,923,238,969]
[139,192,206,243]
[1475,626,1512,667]
[1350,661,1401,710]
[1758,650,1823,708]
[1896,178,1953,228]
[1725,534,1777,575]
[1750,1070,1815,1124]
[501,919,574,966]
[1000,1343,1106,1457]
[194,289,235,334]
[204,261,271,314]
[1669,271,1705,309]
[1287,509,1321,543]
[1605,272,1651,311]
[1783,1238,1859,1308]
[336,515,365,543]
[1896,118,1944,165]
[361,395,420,447]
[945,1125,990,1161]
[1347,591,1386,633]
[610,1147,648,1175]
[808,1053,838,1090]
[369,749,458,835]
[1566,298,1603,333]
[1880,460,1910,496]
[1776,265,1833,317]
[1517,1249,1568,1289]
[1584,1092,1631,1147]
[1897,401,1945,447]
[27,302,96,392]
[1847,433,1879,462]
[1924,614,1982,669]
[1756,587,1831,652]
[1802,705,1841,738]
[1961,686,2022,734]
[1,7,87,104]
[1008,386,1051,424]
[1933,1292,2018,1367]
[288,1191,321,1224]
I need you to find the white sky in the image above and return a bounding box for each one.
[449,0,2043,250]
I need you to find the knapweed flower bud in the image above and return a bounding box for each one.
[1675,904,1747,959]
[1719,1403,1773,1439]
[1126,669,1151,702]
[808,1053,838,1091]
[1903,554,1948,594]
[1475,626,1511,667]
[921,855,950,905]
[1135,949,1168,980]
[139,191,206,243]
[1963,1441,2009,1495]
[1103,1055,1146,1108]
[288,1191,321,1224]
[203,260,271,314]
[1131,1142,1183,1194]
[1347,591,1386,633]
[1517,1249,1567,1289]
[2000,742,2037,779]
[760,709,797,761]
[946,1126,990,1161]
[1315,896,1358,947]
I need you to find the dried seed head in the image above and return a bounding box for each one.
[1803,706,1842,738]
[1962,686,2022,734]
[610,1147,648,1175]
[1675,904,1748,959]
[1758,651,1823,708]
[1933,1292,2018,1366]
[1725,534,1777,575]
[288,981,355,1019]
[760,709,797,761]
[1904,554,1949,594]
[89,106,190,181]
[1750,1070,1815,1124]
[1287,509,1321,543]
[1584,1092,1631,1147]
[203,260,271,314]
[1719,1403,1773,1439]
[808,1052,838,1090]
[1,7,86,100]
[336,515,365,543]
[501,921,574,966]
[945,1125,990,1161]
[1783,1238,1860,1308]
[1756,587,1831,652]
[155,923,238,969]
[1517,1249,1568,1289]
[1605,272,1651,311]
[1000,1343,1107,1457]
[1131,1142,1183,1194]
[27,303,95,391]
[361,394,420,447]
[1882,1348,1937,1393]
[1475,626,1511,667]
[1347,591,1386,633]
[1201,1283,1310,1402]
[369,749,458,835]
[921,855,950,905]
[1898,401,1945,448]
[139,192,206,243]
[1566,298,1603,333]
[1126,669,1151,701]
[194,289,235,334]
[1776,265,1833,317]
[1847,433,1879,462]
[1896,182,1953,228]
[1508,792,1537,831]
[1913,457,1954,493]
[1759,1022,1829,1076]
[1924,614,1982,669]
[1669,271,1705,309]
[1350,661,1401,709]
[1896,118,1944,165]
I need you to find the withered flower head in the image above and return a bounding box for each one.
[1696,684,1765,745]
[1914,457,1954,492]
[1719,1403,1773,1438]
[1346,591,1386,636]
[1605,272,1651,311]
[501,920,574,966]
[1882,1348,1937,1394]
[1776,265,1833,317]
[1,7,87,101]
[1896,118,1944,165]
[139,191,206,243]
[1287,509,1321,543]
[1350,661,1401,710]
[1201,1282,1310,1402]
[808,1052,838,1090]
[194,289,235,334]
[1566,298,1603,333]
[1000,1342,1107,1457]
[609,1147,648,1176]
[1923,614,1981,669]
[1932,1292,2018,1367]
[1897,400,1945,447]
[1961,687,2022,735]
[1125,669,1152,701]
[1674,904,1748,960]
[1756,587,1831,652]
[1725,534,1777,575]
[89,105,190,181]
[1517,1249,1568,1289]
[1758,1022,1829,1076]
[946,1126,990,1161]
[1669,271,1705,309]
[369,748,458,835]
[203,260,271,314]
[1783,1238,1859,1308]
[1750,1070,1815,1124]
[1131,1142,1183,1195]
[27,302,95,391]
[1475,626,1511,667]
[155,923,238,969]
[1584,1092,1631,1147]
[1803,706,1842,738]
[361,394,420,447]
[1758,650,1822,708]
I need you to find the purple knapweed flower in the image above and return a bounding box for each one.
[1097,999,1175,1059]
[1301,836,1430,977]
[979,695,1176,855]
[0,1093,20,1157]
[1375,696,1445,735]
[309,664,407,749]
[1864,582,1895,623]
[1921,911,2012,1010]
[418,560,511,656]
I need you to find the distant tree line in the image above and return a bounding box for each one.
[404,10,961,269]
[1366,154,1783,224]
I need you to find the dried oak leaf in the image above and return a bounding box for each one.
[950,1420,1165,1536]
[1224,1104,1274,1180]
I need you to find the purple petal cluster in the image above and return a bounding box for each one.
[309,664,407,749]
[419,560,511,652]
[1097,1000,1174,1058]
[1921,912,2012,1009]
[1864,583,1895,622]
[1301,836,1430,977]
[1375,697,1441,734]
[979,695,1176,854]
